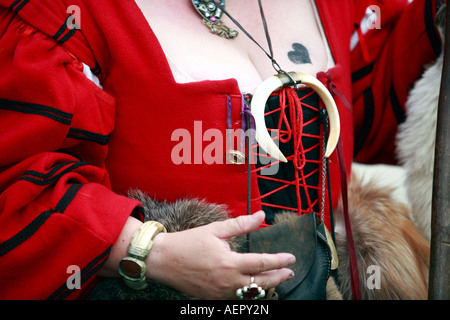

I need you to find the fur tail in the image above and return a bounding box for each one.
[334,172,430,299]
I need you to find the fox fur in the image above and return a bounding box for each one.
[333,172,430,300]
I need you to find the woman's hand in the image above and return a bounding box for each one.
[146,211,296,299]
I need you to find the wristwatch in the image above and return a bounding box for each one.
[118,221,167,290]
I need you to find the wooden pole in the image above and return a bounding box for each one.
[428,3,450,300]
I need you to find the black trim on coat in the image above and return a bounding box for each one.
[67,128,110,145]
[0,99,72,125]
[354,88,374,157]
[52,15,79,45]
[0,183,83,257]
[9,0,29,13]
[47,247,111,300]
[390,86,406,124]
[351,63,374,83]
[19,162,91,185]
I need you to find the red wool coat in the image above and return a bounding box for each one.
[0,0,440,299]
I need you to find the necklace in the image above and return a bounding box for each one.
[191,0,238,39]
[193,0,284,73]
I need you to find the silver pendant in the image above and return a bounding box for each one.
[191,0,238,39]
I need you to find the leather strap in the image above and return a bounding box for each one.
[336,138,361,300]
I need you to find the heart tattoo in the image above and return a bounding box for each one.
[288,43,312,64]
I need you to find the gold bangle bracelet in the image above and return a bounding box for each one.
[118,221,167,290]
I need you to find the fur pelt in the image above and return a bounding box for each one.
[333,172,430,299]
[395,5,446,242]
[395,53,442,242]
[127,189,232,235]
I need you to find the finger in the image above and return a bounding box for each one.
[236,252,296,274]
[210,211,266,239]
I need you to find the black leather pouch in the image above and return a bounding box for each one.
[237,213,332,300]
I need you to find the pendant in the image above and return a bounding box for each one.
[192,0,238,39]
[251,71,341,162]
[324,224,339,270]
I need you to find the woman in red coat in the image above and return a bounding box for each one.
[0,0,442,299]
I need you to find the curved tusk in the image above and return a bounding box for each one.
[251,76,289,163]
[250,71,340,161]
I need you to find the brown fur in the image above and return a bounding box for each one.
[334,173,430,299]
[128,189,231,233]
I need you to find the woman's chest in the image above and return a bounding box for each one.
[135,0,333,89]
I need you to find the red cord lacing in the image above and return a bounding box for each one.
[252,87,326,217]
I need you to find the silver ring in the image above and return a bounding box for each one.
[236,276,266,300]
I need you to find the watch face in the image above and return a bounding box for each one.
[119,259,141,278]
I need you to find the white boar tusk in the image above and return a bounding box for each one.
[251,71,340,162]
